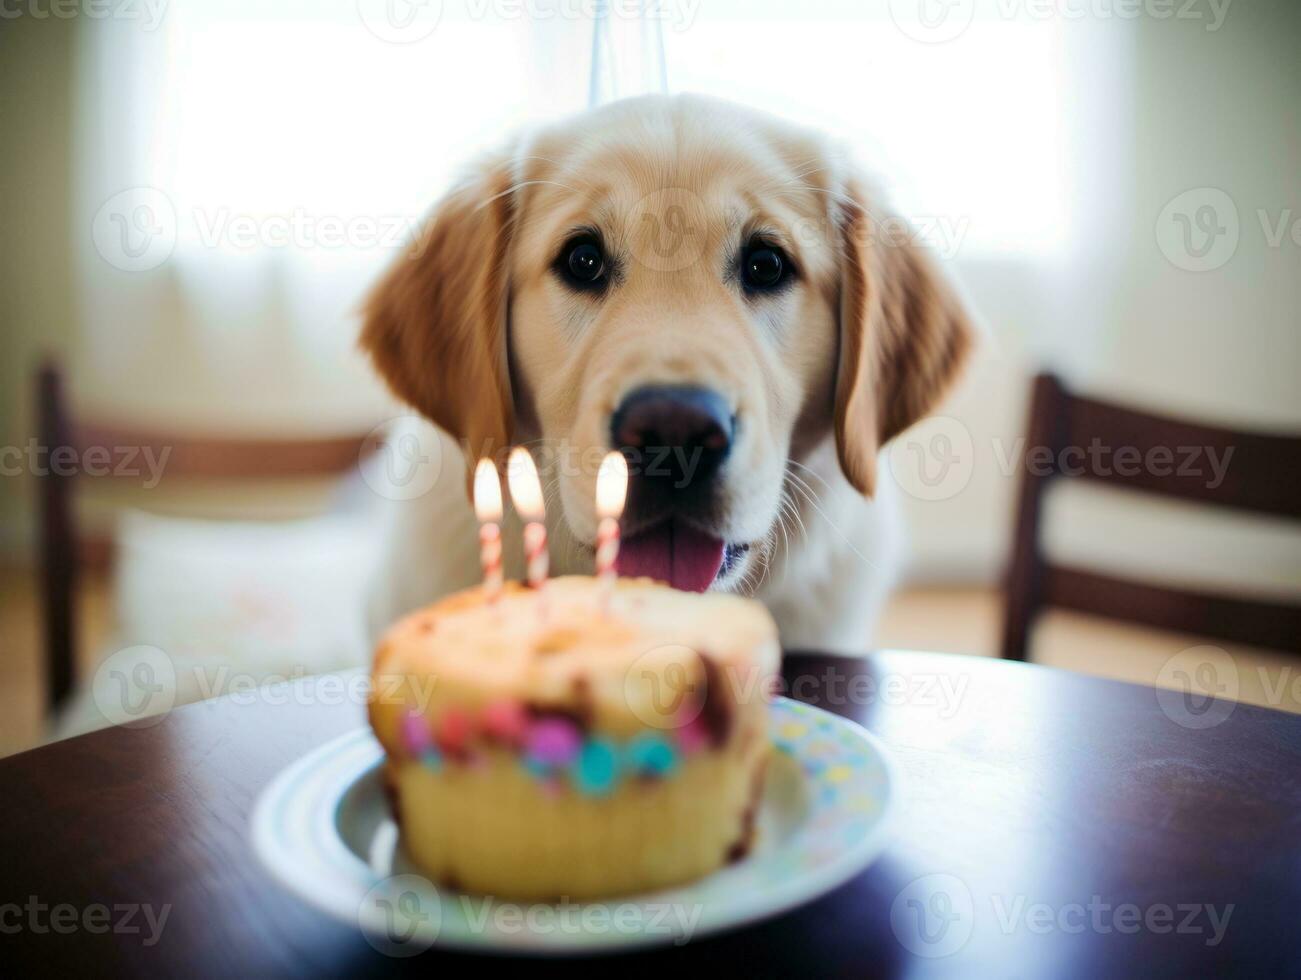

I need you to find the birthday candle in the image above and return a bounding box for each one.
[594,451,628,610]
[506,448,549,590]
[473,459,504,603]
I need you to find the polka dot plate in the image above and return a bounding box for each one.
[251,697,898,955]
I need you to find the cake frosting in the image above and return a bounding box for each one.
[368,575,780,899]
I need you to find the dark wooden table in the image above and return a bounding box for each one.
[3,652,1298,978]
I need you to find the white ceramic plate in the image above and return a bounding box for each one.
[251,697,898,955]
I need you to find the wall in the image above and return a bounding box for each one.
[0,15,78,559]
[898,2,1300,595]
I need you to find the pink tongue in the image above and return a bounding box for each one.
[616,521,725,593]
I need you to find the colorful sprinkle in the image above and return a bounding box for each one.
[435,708,475,755]
[401,709,432,754]
[523,756,552,781]
[676,715,710,755]
[481,699,529,745]
[526,717,583,767]
[402,692,734,790]
[575,738,619,796]
[627,733,679,777]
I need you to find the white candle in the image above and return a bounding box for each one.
[473,458,504,603]
[506,447,549,591]
[595,451,628,612]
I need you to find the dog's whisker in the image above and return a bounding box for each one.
[786,458,832,497]
[778,490,799,544]
[778,172,846,196]
[783,458,882,573]
[785,477,814,509]
[766,164,831,189]
[475,178,581,211]
[787,476,827,523]
[774,495,800,589]
[783,490,809,544]
[763,156,829,180]
[783,466,824,519]
[742,541,770,594]
[768,180,856,209]
[775,494,793,563]
[786,478,820,519]
[512,154,567,167]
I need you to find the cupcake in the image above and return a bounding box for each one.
[368,575,779,900]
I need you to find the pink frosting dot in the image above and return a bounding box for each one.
[435,708,475,754]
[401,710,432,754]
[482,699,529,745]
[526,717,582,766]
[677,714,710,754]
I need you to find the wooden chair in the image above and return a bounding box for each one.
[1001,372,1301,661]
[35,362,378,712]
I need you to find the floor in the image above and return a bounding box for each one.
[1,566,1297,758]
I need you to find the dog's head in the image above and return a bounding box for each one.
[363,94,972,591]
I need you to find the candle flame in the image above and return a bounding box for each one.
[473,458,503,523]
[506,447,545,520]
[596,451,629,519]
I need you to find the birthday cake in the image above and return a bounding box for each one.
[368,575,780,900]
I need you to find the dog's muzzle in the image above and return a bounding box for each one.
[608,384,736,592]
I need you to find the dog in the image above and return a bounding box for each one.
[362,94,973,653]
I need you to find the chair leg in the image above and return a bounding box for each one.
[1000,373,1067,661]
[37,362,77,713]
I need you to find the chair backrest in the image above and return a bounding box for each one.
[1001,373,1301,660]
[35,362,379,712]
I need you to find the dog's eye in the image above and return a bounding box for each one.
[741,243,792,293]
[556,236,608,291]
[568,242,604,281]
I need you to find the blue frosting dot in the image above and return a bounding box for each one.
[626,733,679,777]
[419,747,443,772]
[523,756,552,781]
[575,738,620,796]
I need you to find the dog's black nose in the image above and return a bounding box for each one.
[610,385,734,488]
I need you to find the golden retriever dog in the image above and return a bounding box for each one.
[363,94,972,652]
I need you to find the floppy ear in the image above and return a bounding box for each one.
[361,151,517,482]
[834,179,975,496]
